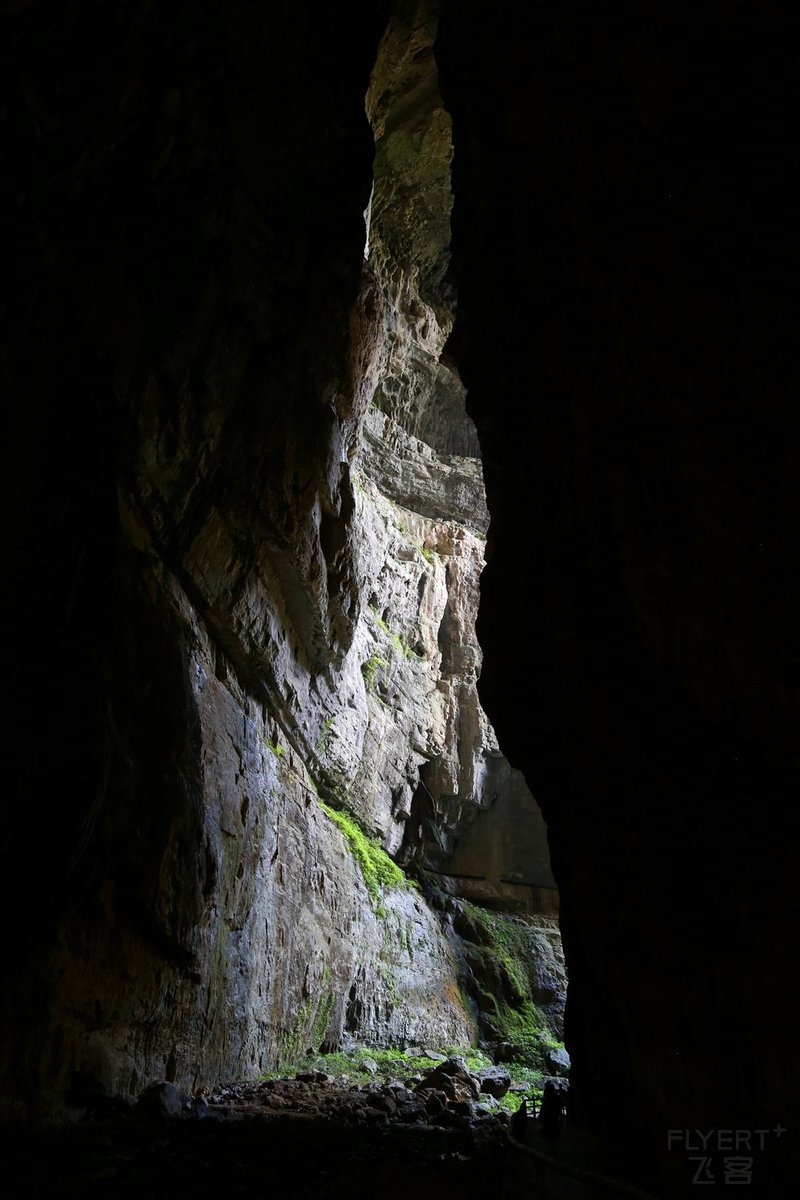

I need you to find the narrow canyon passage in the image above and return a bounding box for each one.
[1,1,797,1198]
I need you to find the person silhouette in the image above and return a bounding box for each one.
[539,1080,565,1149]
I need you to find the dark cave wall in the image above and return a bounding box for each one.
[437,0,799,1191]
[1,0,393,1114]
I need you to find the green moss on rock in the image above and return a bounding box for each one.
[318,799,410,906]
[453,900,565,1071]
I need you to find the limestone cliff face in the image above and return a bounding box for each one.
[52,567,473,1101]
[356,1,553,888]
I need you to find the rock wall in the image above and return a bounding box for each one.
[38,562,474,1109]
[0,0,558,1123]
[360,1,554,884]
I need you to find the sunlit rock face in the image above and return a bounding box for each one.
[357,2,553,889]
[307,458,490,858]
[438,0,799,1193]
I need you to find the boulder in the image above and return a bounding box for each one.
[474,1065,511,1098]
[414,1055,480,1101]
[137,1082,183,1117]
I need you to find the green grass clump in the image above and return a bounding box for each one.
[262,1046,450,1085]
[495,1061,547,1113]
[361,653,389,691]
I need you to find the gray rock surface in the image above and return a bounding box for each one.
[474,1066,512,1098]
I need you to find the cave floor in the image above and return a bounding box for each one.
[0,1072,661,1199]
[2,1111,507,1199]
[0,1113,662,1200]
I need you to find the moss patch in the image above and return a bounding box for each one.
[368,604,420,660]
[361,653,389,692]
[266,1045,493,1086]
[280,991,334,1069]
[451,899,566,1072]
[318,800,411,907]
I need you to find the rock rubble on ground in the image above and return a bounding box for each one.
[191,1055,513,1136]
